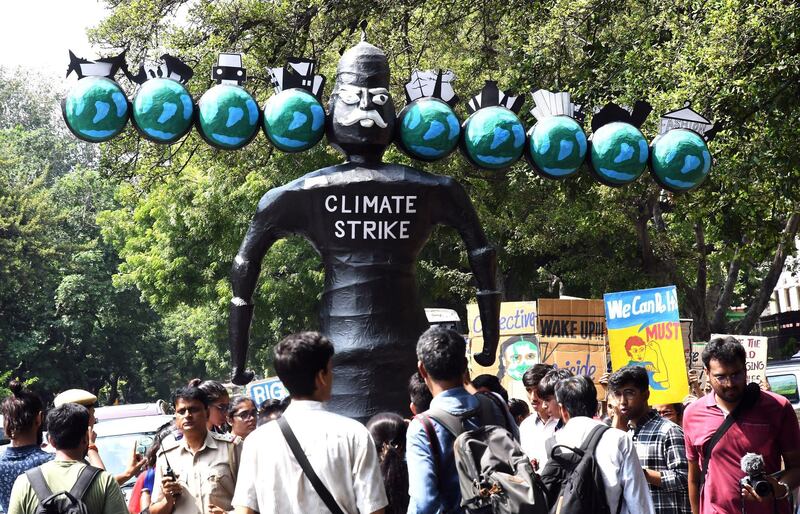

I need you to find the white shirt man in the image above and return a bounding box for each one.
[232,332,386,514]
[552,416,654,514]
[540,375,654,514]
[519,414,558,467]
[232,400,386,514]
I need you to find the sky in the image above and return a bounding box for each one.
[0,1,113,78]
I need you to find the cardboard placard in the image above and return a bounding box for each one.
[468,302,538,402]
[467,301,538,338]
[537,298,608,400]
[710,334,768,385]
[604,286,689,404]
[468,299,608,402]
[690,342,708,392]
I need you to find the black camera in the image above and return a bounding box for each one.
[739,453,772,497]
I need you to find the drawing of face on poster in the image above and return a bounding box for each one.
[497,335,540,381]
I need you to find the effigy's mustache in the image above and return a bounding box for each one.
[338,108,388,128]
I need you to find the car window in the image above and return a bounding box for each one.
[767,374,800,403]
[97,433,154,485]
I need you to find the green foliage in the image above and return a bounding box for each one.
[83,0,800,374]
[0,72,217,403]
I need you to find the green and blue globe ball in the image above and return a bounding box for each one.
[650,129,712,192]
[397,98,461,161]
[262,89,325,152]
[132,78,194,144]
[527,116,587,179]
[462,106,525,169]
[196,84,260,150]
[63,77,129,142]
[589,122,649,186]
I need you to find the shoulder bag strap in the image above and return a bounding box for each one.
[700,383,760,484]
[426,407,468,438]
[69,465,102,500]
[581,424,609,454]
[475,392,506,429]
[277,416,345,514]
[419,415,444,493]
[25,467,54,503]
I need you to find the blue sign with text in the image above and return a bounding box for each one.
[247,377,288,405]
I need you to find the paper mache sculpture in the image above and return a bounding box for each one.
[62,42,720,420]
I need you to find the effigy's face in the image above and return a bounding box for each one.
[326,41,396,156]
[329,80,396,150]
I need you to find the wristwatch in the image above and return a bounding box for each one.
[776,480,791,500]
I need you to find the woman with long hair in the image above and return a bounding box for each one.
[227,396,257,439]
[0,380,53,512]
[188,378,230,433]
[366,413,409,514]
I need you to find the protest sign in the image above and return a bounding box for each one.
[690,342,708,391]
[681,319,694,361]
[247,377,288,405]
[604,285,689,404]
[710,334,768,385]
[537,298,608,399]
[468,302,538,402]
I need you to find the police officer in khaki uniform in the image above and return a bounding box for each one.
[150,386,242,514]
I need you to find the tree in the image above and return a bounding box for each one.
[84,0,799,380]
[0,71,211,402]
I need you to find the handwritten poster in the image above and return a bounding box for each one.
[604,285,689,404]
[467,302,538,402]
[689,342,708,392]
[537,298,608,399]
[710,334,768,385]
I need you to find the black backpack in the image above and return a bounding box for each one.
[25,465,101,514]
[538,424,621,514]
[423,395,548,514]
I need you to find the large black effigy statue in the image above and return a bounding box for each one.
[62,38,718,422]
[228,42,501,420]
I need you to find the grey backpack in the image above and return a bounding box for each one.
[425,395,548,514]
[25,465,101,514]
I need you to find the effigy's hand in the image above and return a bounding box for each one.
[474,290,502,367]
[231,368,254,385]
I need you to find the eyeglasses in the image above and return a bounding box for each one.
[710,371,745,384]
[233,409,257,420]
[212,403,230,412]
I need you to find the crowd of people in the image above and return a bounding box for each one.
[0,331,798,514]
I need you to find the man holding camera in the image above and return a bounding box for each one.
[683,336,800,514]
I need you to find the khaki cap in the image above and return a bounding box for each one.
[53,389,97,407]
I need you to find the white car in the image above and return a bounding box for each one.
[766,358,800,420]
[94,414,174,499]
[95,402,171,422]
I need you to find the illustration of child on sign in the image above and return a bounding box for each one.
[624,335,670,390]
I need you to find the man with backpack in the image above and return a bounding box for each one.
[7,403,127,514]
[406,327,514,513]
[539,375,654,514]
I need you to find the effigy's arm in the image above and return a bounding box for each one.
[229,189,294,385]
[439,177,501,366]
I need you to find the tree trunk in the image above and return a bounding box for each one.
[734,210,800,334]
[685,222,711,341]
[710,253,741,333]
